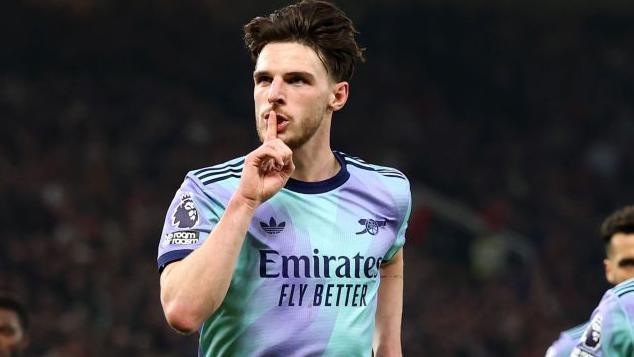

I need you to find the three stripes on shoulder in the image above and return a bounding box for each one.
[336,151,406,180]
[614,279,634,298]
[193,158,245,186]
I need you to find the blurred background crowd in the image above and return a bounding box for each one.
[1,0,633,355]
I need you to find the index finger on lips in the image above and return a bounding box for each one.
[265,110,277,142]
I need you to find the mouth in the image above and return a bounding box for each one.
[264,111,290,133]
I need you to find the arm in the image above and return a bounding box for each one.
[373,248,404,357]
[160,195,257,334]
[160,112,294,334]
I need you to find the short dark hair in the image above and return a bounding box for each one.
[0,294,29,331]
[601,205,634,255]
[243,0,365,82]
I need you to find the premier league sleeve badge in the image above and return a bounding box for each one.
[171,193,200,229]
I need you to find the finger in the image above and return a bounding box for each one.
[283,158,295,175]
[255,144,284,171]
[261,159,272,173]
[262,140,288,167]
[265,110,277,142]
[260,159,275,174]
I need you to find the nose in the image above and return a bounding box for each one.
[267,77,285,104]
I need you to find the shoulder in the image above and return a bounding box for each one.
[612,278,634,301]
[185,156,245,188]
[336,152,411,218]
[603,278,634,321]
[336,151,409,186]
[598,278,634,315]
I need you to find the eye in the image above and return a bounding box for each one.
[288,76,306,85]
[255,75,272,85]
[618,258,634,268]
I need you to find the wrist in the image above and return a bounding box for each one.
[228,193,260,213]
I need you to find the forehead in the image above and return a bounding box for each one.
[255,42,328,78]
[610,233,634,256]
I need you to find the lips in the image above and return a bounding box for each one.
[264,112,290,133]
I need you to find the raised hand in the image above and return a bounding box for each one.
[236,111,295,208]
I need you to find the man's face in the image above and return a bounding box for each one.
[604,233,634,285]
[253,42,345,149]
[0,308,26,357]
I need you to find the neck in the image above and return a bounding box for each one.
[291,145,340,182]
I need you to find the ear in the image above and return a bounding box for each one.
[604,258,616,285]
[328,81,349,112]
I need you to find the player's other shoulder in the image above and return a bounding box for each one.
[336,151,408,183]
[185,156,246,188]
[609,278,634,305]
[613,278,634,295]
[591,278,634,323]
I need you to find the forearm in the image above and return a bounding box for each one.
[373,249,404,357]
[160,195,256,333]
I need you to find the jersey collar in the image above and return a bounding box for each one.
[284,151,349,194]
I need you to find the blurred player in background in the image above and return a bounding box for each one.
[0,295,29,357]
[550,205,634,356]
[157,1,411,356]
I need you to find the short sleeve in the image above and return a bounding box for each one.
[382,178,411,261]
[157,177,222,272]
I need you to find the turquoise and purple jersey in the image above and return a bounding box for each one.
[545,322,588,357]
[157,151,411,357]
[571,278,634,356]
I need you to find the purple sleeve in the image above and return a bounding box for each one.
[157,177,221,272]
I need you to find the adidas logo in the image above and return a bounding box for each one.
[260,217,286,234]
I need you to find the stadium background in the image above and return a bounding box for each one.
[1,0,633,355]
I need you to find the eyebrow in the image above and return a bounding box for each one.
[618,258,634,267]
[253,71,316,81]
